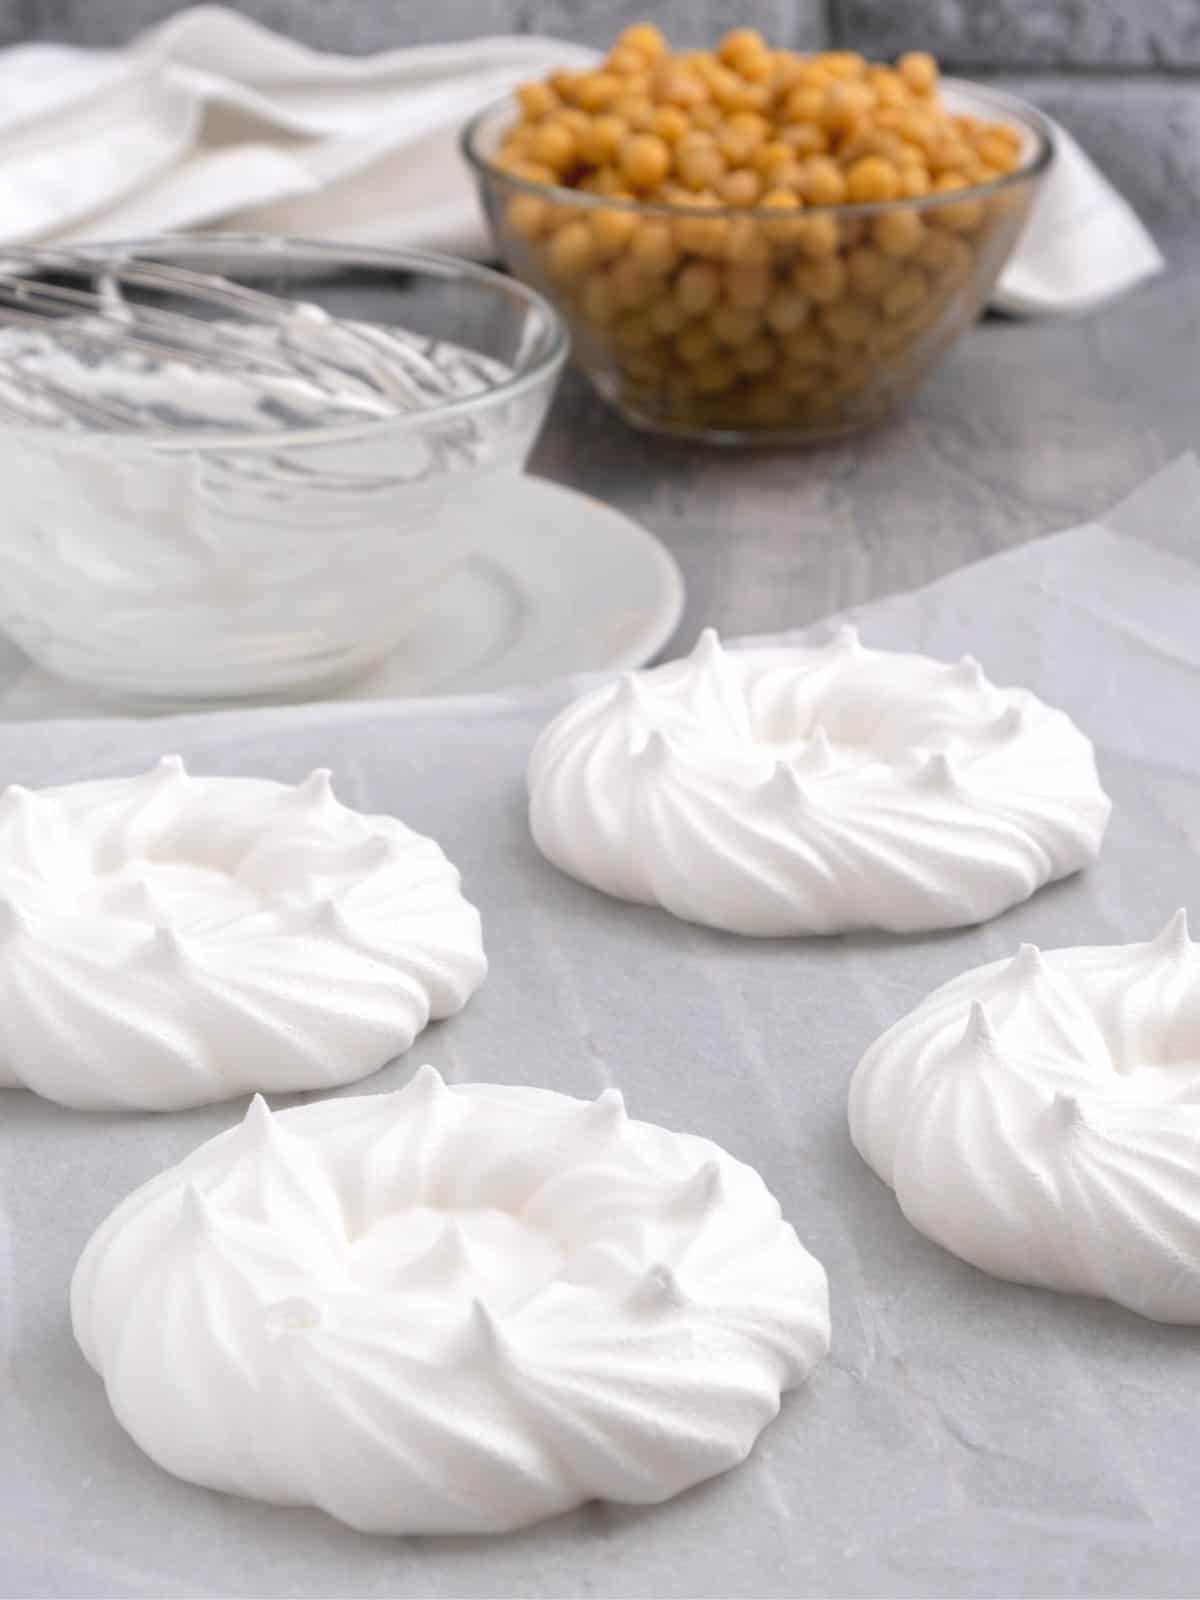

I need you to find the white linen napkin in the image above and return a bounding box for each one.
[0,4,1163,313]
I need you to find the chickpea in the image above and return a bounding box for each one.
[724,215,771,265]
[846,244,896,296]
[692,354,739,393]
[581,270,618,325]
[780,362,823,394]
[612,94,656,130]
[621,132,672,190]
[608,46,648,77]
[784,84,826,124]
[612,310,659,350]
[753,140,794,182]
[746,382,794,424]
[532,120,576,173]
[793,253,847,303]
[719,27,768,67]
[516,81,558,120]
[648,295,690,335]
[630,218,679,273]
[800,157,846,206]
[710,303,761,346]
[719,167,762,206]
[576,73,621,112]
[657,66,709,108]
[506,193,549,239]
[784,324,829,365]
[675,321,718,363]
[932,174,984,233]
[547,220,594,279]
[578,114,628,167]
[674,196,730,256]
[726,263,772,309]
[781,122,829,158]
[733,334,776,374]
[676,260,723,314]
[821,81,874,135]
[589,204,638,257]
[898,51,938,95]
[872,207,924,256]
[821,298,874,343]
[675,137,726,191]
[611,255,657,309]
[844,156,899,203]
[652,105,691,144]
[764,287,811,334]
[794,213,840,258]
[897,165,932,198]
[618,22,668,61]
[881,269,927,318]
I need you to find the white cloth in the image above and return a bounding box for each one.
[0,4,1163,313]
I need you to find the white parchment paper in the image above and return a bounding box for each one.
[2,457,1199,1599]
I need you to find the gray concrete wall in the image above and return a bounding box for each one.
[3,1,1197,214]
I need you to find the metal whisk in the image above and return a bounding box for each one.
[0,247,465,432]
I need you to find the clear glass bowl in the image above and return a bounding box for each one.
[463,81,1052,445]
[0,237,566,707]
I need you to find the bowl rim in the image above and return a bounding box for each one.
[460,75,1055,220]
[0,234,570,448]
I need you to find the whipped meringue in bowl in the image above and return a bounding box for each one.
[72,1071,831,1535]
[528,626,1111,936]
[849,913,1200,1323]
[0,759,486,1110]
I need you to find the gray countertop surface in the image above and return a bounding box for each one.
[530,217,1196,654]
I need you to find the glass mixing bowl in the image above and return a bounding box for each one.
[0,237,566,707]
[463,81,1052,444]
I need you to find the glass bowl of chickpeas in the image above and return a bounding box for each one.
[462,24,1053,443]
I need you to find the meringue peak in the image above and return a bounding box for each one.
[0,784,36,818]
[401,1063,449,1109]
[1151,908,1191,957]
[150,754,187,785]
[672,1159,724,1215]
[0,898,28,940]
[918,751,959,791]
[637,728,676,773]
[805,725,834,771]
[956,655,986,692]
[583,1086,627,1133]
[296,768,335,807]
[176,1182,217,1240]
[689,626,726,672]
[151,924,189,966]
[630,1261,691,1313]
[763,761,813,810]
[1051,1091,1086,1130]
[613,671,649,721]
[830,622,861,653]
[468,1298,513,1364]
[241,1092,278,1143]
[265,1296,324,1338]
[963,1000,999,1053]
[1006,942,1046,984]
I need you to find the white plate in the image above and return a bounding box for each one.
[0,475,685,719]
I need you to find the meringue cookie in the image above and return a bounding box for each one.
[72,1072,831,1534]
[849,913,1200,1323]
[528,627,1111,936]
[0,760,486,1110]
